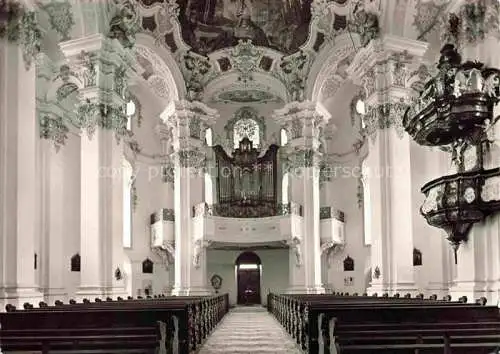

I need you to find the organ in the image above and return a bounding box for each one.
[212,137,279,218]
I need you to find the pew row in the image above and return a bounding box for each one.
[268,293,500,354]
[0,294,229,354]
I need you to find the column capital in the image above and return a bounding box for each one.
[273,100,333,153]
[160,100,219,170]
[59,34,140,142]
[347,35,431,142]
[161,100,219,133]
[347,35,429,86]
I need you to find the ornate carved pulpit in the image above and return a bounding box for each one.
[213,137,279,217]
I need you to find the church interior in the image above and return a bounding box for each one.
[1,0,500,353]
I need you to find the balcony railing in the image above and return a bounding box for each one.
[192,202,303,218]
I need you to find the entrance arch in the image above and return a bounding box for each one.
[235,251,262,305]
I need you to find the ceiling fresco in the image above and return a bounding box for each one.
[135,0,382,103]
[176,0,313,55]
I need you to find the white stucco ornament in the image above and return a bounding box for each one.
[421,186,440,214]
[464,187,476,204]
[481,176,500,202]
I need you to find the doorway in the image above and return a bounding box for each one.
[235,251,261,305]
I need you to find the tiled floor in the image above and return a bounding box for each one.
[197,306,303,354]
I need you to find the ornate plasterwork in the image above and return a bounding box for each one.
[230,40,263,83]
[0,2,43,70]
[225,106,265,148]
[362,99,408,142]
[214,89,281,104]
[413,0,450,41]
[39,113,69,151]
[39,0,75,41]
[135,44,176,100]
[134,0,381,102]
[441,0,500,47]
[108,0,141,49]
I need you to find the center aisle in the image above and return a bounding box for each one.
[197,306,304,354]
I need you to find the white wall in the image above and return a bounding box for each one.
[124,95,174,296]
[320,85,370,295]
[207,249,289,305]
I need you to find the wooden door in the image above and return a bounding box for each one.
[237,268,261,305]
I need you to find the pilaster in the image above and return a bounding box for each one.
[59,34,137,299]
[347,35,429,295]
[161,100,218,296]
[0,41,43,308]
[274,101,331,294]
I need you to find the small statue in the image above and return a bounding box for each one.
[289,237,302,267]
[192,239,202,268]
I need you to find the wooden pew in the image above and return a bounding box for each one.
[268,293,500,354]
[0,294,228,354]
[0,325,162,353]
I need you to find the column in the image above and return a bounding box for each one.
[442,0,500,303]
[0,40,43,308]
[274,101,331,294]
[161,100,218,296]
[347,35,429,295]
[59,34,136,299]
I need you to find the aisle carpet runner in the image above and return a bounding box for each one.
[197,306,304,354]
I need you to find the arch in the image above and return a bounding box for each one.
[235,251,262,305]
[135,33,186,101]
[235,251,262,265]
[305,33,361,102]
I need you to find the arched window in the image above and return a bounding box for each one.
[205,127,213,146]
[205,173,213,204]
[281,173,289,204]
[126,99,136,131]
[361,160,371,246]
[280,128,288,146]
[233,118,260,148]
[123,160,133,248]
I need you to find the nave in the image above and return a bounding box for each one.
[197,306,302,354]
